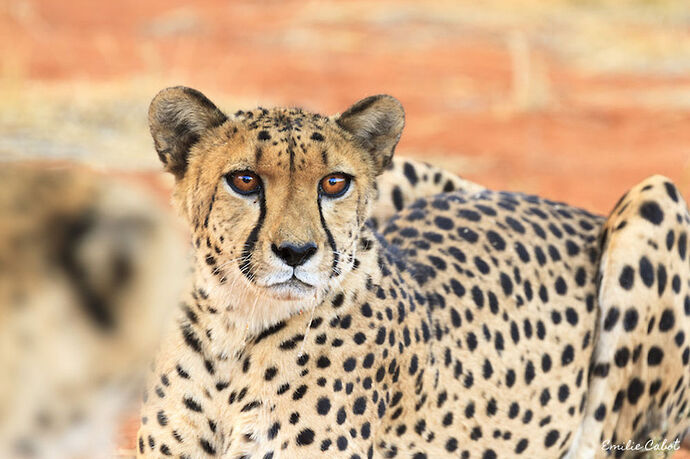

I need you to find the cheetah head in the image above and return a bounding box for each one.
[149,87,404,330]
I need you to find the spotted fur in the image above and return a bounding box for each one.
[0,164,186,458]
[138,87,690,458]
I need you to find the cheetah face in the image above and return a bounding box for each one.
[148,87,404,328]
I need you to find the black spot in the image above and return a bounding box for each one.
[466,332,478,351]
[659,308,675,332]
[565,240,580,256]
[482,359,494,379]
[639,256,654,287]
[474,256,490,274]
[544,430,559,448]
[265,367,278,381]
[458,209,481,222]
[647,346,664,366]
[353,396,367,415]
[614,347,630,367]
[183,396,202,412]
[311,132,324,141]
[667,230,676,250]
[603,308,620,331]
[649,379,662,396]
[241,400,261,412]
[657,264,667,296]
[268,422,280,440]
[450,308,462,328]
[435,216,454,231]
[450,280,466,301]
[487,231,506,250]
[575,267,586,287]
[623,308,639,332]
[618,265,634,290]
[593,362,610,378]
[555,277,567,295]
[678,232,687,260]
[639,201,664,225]
[343,358,357,372]
[673,274,681,293]
[515,242,530,262]
[296,429,315,446]
[508,402,519,419]
[200,438,216,455]
[536,321,545,340]
[612,391,625,412]
[664,181,678,202]
[515,439,528,454]
[320,439,331,451]
[181,324,203,353]
[287,383,307,402]
[506,217,526,234]
[316,397,331,415]
[458,227,479,243]
[254,321,287,344]
[525,361,535,384]
[500,273,513,296]
[561,345,574,366]
[558,384,569,402]
[539,388,550,406]
[332,293,345,308]
[392,186,404,211]
[471,286,484,308]
[337,435,348,451]
[403,162,418,185]
[541,354,552,373]
[594,404,606,421]
[258,130,271,140]
[565,308,578,326]
[627,378,644,404]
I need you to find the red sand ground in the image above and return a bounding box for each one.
[2,1,689,456]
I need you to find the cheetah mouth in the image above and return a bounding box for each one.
[265,276,315,299]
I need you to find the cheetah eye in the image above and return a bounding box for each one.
[319,173,351,198]
[226,170,262,195]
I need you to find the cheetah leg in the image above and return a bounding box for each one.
[367,157,485,230]
[567,176,690,459]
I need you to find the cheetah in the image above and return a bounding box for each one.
[137,86,690,458]
[0,164,186,458]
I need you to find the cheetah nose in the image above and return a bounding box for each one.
[271,242,317,267]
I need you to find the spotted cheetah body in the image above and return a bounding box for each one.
[138,87,690,459]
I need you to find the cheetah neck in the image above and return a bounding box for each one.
[184,227,385,351]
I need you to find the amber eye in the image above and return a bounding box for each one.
[319,173,351,198]
[226,171,261,195]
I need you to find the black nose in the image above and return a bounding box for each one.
[271,242,317,267]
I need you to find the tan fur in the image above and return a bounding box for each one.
[138,87,689,458]
[0,164,186,458]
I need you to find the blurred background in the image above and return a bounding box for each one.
[1,0,689,457]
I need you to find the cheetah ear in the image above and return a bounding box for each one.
[336,95,405,175]
[148,86,228,179]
